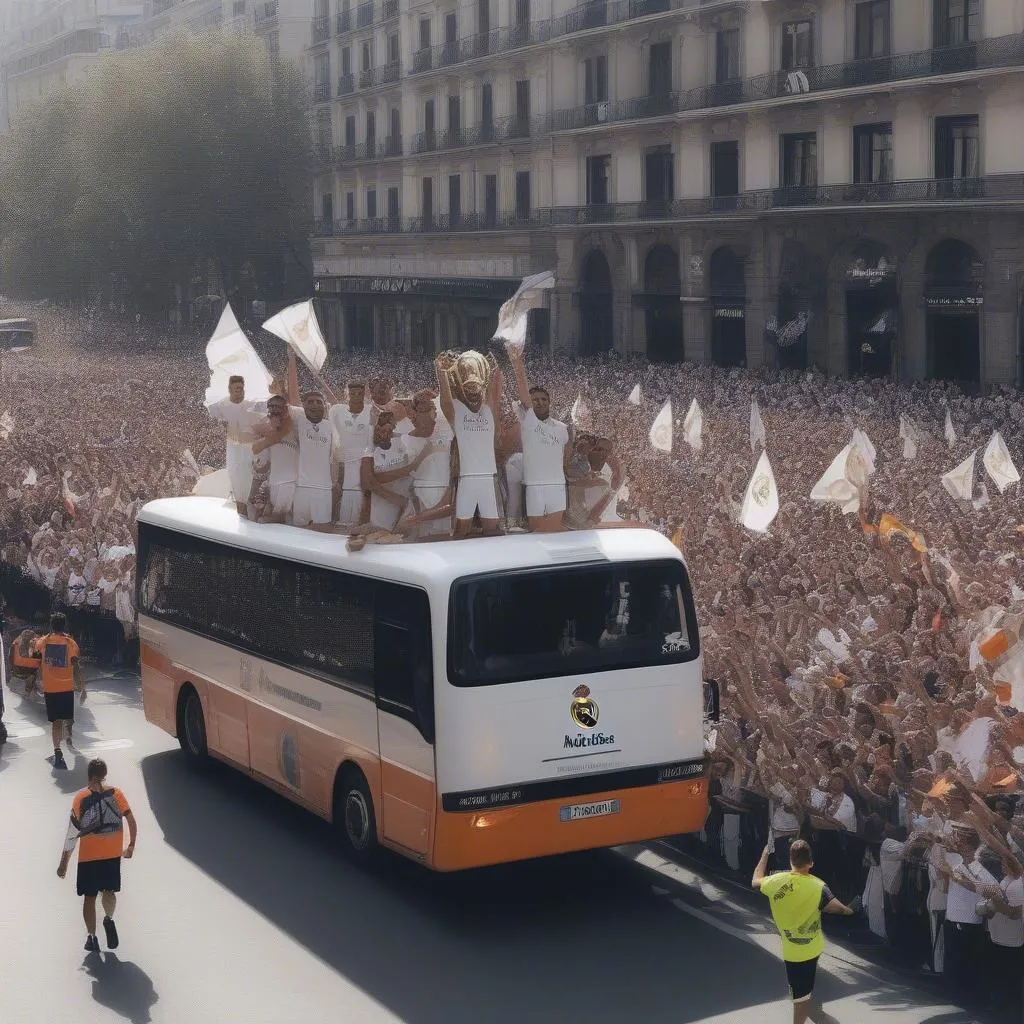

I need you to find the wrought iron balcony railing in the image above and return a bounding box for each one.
[382,0,399,18]
[337,73,354,96]
[356,1,374,27]
[311,15,330,44]
[253,1,278,27]
[336,9,352,33]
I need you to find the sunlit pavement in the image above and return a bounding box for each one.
[0,672,994,1024]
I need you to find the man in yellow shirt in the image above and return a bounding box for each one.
[753,839,857,1024]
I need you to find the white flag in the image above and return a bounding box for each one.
[945,409,957,450]
[851,428,876,475]
[649,400,673,454]
[810,444,861,514]
[570,394,592,429]
[192,468,232,499]
[682,398,703,452]
[0,410,13,440]
[205,303,273,408]
[750,399,766,453]
[628,384,642,406]
[22,467,37,487]
[983,431,1021,493]
[941,450,976,502]
[899,415,919,461]
[740,452,779,533]
[262,300,328,374]
[492,270,555,354]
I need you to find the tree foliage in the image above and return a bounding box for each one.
[0,31,313,312]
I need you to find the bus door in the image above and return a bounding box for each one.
[373,585,436,857]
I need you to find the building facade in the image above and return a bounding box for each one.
[310,0,1024,388]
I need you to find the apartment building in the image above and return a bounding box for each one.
[310,0,1024,387]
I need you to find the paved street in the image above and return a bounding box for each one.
[0,671,994,1024]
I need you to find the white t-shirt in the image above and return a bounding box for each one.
[517,405,568,486]
[879,839,905,895]
[255,425,299,486]
[945,853,989,924]
[290,407,337,490]
[369,439,411,529]
[406,421,454,490]
[329,403,373,479]
[209,397,266,444]
[810,790,857,833]
[452,398,496,477]
[989,875,1024,947]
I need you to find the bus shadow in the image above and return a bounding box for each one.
[141,749,790,1023]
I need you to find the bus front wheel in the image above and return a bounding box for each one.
[335,768,378,865]
[178,687,208,761]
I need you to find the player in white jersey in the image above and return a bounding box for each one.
[207,374,266,516]
[435,354,503,537]
[361,413,414,531]
[582,436,626,524]
[397,390,454,539]
[250,395,299,522]
[508,347,570,532]
[369,376,411,433]
[328,380,373,527]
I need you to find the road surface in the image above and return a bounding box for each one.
[0,670,993,1024]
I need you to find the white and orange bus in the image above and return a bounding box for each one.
[136,496,708,870]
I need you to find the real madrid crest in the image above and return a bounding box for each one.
[570,684,599,729]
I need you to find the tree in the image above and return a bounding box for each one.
[0,30,314,314]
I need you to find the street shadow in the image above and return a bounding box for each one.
[81,951,159,1024]
[142,749,790,1024]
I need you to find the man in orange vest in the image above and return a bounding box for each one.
[32,613,86,770]
[11,628,42,695]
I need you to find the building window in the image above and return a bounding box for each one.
[515,79,529,133]
[321,192,333,225]
[387,186,400,223]
[421,177,433,224]
[648,41,672,95]
[266,30,279,57]
[366,110,376,150]
[342,46,351,75]
[366,188,377,219]
[781,20,813,70]
[478,0,490,35]
[448,93,460,135]
[935,115,979,178]
[419,17,430,50]
[584,54,608,104]
[515,170,530,219]
[481,82,493,133]
[853,123,893,183]
[484,173,497,226]
[344,115,356,147]
[934,0,979,47]
[233,1,245,15]
[390,107,400,144]
[855,1,890,59]
[444,11,457,42]
[586,154,611,206]
[361,41,372,72]
[316,111,332,155]
[644,147,673,204]
[716,28,740,83]
[388,32,399,64]
[780,132,817,186]
[711,140,740,197]
[345,191,355,223]
[314,52,330,90]
[448,174,461,224]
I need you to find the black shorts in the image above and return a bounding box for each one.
[44,690,75,723]
[785,957,819,1002]
[77,857,121,897]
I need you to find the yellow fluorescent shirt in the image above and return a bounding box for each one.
[760,870,830,962]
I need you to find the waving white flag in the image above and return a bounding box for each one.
[899,415,921,460]
[628,383,642,406]
[23,467,37,487]
[570,394,592,429]
[682,398,703,452]
[750,399,766,453]
[851,428,876,475]
[493,271,555,354]
[941,450,976,502]
[740,452,779,533]
[204,303,272,408]
[262,300,328,374]
[810,444,861,514]
[0,410,13,440]
[983,431,1021,493]
[649,400,673,454]
[192,468,232,499]
[944,409,957,450]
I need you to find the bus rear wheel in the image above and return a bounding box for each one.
[335,768,378,865]
[178,687,208,761]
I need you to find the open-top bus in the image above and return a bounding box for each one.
[0,318,36,350]
[137,497,708,870]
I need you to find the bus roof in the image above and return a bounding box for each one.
[0,318,34,329]
[137,496,684,589]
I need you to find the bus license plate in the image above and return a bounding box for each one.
[559,799,621,822]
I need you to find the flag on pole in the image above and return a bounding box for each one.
[944,409,957,450]
[205,303,273,407]
[740,452,779,533]
[682,398,703,452]
[649,400,673,453]
[810,444,862,514]
[262,300,328,374]
[570,394,592,429]
[492,271,555,354]
[750,399,766,453]
[628,383,642,406]
[851,428,876,475]
[983,431,1020,493]
[941,450,976,501]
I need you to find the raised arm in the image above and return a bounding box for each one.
[286,349,300,407]
[752,843,771,889]
[434,356,455,426]
[488,368,504,423]
[508,347,531,408]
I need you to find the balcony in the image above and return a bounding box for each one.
[548,31,1024,132]
[357,62,400,89]
[314,81,331,102]
[382,0,398,18]
[253,1,278,27]
[356,1,374,28]
[336,9,351,33]
[334,137,404,164]
[410,115,537,154]
[310,174,1024,237]
[311,15,330,44]
[338,73,354,96]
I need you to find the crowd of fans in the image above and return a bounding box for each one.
[2,302,1023,1015]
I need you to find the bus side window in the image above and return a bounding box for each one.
[374,586,434,744]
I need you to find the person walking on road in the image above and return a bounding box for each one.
[32,613,85,769]
[752,839,857,1024]
[57,758,137,952]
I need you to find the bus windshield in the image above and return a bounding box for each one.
[448,558,699,687]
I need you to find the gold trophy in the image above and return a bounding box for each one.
[440,348,496,406]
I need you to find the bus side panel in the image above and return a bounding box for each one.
[139,636,178,736]
[432,778,708,872]
[377,711,435,858]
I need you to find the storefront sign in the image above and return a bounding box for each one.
[714,307,745,319]
[846,254,894,284]
[925,294,984,309]
[320,275,520,301]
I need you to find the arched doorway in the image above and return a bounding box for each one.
[643,244,683,362]
[843,240,897,377]
[579,249,613,356]
[772,241,817,372]
[709,246,746,367]
[925,239,982,384]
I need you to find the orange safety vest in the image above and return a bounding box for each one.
[33,633,80,694]
[11,638,41,676]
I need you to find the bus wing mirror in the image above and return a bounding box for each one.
[703,678,720,723]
